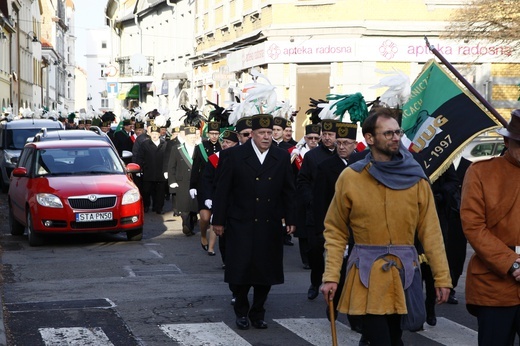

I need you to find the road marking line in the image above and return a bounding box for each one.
[417,317,478,346]
[160,322,251,346]
[39,327,113,346]
[273,318,361,345]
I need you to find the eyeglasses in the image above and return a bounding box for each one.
[306,136,320,141]
[377,129,405,140]
[240,132,251,137]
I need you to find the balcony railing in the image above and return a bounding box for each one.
[115,56,155,77]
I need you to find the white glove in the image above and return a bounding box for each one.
[170,183,179,188]
[205,199,212,209]
[164,172,168,179]
[189,189,197,199]
[292,148,300,156]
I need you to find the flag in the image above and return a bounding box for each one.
[401,59,502,182]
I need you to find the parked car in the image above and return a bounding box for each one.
[31,126,133,160]
[0,118,64,192]
[460,135,505,162]
[8,139,143,246]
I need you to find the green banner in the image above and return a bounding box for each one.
[402,60,501,182]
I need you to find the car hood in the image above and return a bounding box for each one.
[38,175,136,197]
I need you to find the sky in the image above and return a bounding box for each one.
[74,0,108,68]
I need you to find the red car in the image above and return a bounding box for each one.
[8,139,144,246]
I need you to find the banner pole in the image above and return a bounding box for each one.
[424,36,508,127]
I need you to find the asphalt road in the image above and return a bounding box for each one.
[0,193,483,345]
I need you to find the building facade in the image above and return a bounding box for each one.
[0,0,75,117]
[99,0,519,136]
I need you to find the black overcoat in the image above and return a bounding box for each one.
[137,139,167,182]
[296,144,336,230]
[164,144,198,213]
[312,154,347,240]
[190,140,221,209]
[212,141,296,286]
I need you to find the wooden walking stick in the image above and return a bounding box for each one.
[328,290,338,346]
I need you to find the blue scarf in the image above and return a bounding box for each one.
[350,144,428,190]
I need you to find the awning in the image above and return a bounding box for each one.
[162,72,188,80]
[127,85,140,99]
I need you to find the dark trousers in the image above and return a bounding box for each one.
[298,236,310,265]
[475,305,520,346]
[233,284,271,321]
[308,235,325,287]
[421,263,436,317]
[142,181,165,212]
[361,314,403,346]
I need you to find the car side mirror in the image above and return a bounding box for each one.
[126,163,140,173]
[122,150,133,159]
[11,157,19,165]
[12,167,28,177]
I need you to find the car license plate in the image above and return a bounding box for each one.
[76,212,113,222]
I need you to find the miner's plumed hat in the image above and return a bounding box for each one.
[305,124,321,136]
[273,117,288,129]
[222,130,239,143]
[251,114,273,130]
[321,119,337,133]
[184,126,197,135]
[207,121,220,132]
[336,122,357,140]
[235,116,253,132]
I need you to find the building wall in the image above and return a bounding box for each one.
[190,0,519,133]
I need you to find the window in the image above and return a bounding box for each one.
[101,41,107,49]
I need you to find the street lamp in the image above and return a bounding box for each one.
[26,31,39,48]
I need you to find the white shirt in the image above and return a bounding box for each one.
[251,139,269,164]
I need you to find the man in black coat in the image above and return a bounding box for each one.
[190,121,222,251]
[296,119,338,300]
[165,126,199,235]
[113,119,134,164]
[136,125,167,214]
[312,122,358,320]
[212,114,296,331]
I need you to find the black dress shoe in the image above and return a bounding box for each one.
[236,317,250,330]
[447,294,458,305]
[307,285,319,300]
[156,210,165,215]
[283,239,294,246]
[426,314,437,326]
[251,319,268,329]
[303,263,311,270]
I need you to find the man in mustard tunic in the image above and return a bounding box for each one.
[320,108,452,345]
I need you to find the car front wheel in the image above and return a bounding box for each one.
[127,228,143,241]
[27,211,44,247]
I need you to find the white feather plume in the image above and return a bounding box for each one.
[154,114,167,127]
[370,68,411,107]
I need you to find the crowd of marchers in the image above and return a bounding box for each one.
[53,103,520,346]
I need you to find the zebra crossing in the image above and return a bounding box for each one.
[37,317,478,345]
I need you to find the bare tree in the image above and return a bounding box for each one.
[443,0,520,53]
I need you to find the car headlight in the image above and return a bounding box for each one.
[122,188,141,205]
[36,193,64,208]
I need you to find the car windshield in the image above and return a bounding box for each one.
[6,129,46,149]
[35,147,125,176]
